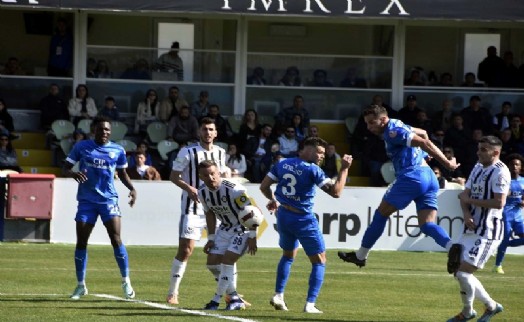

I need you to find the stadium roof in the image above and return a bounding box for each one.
[2,0,524,22]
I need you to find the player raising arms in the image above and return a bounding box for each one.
[492,153,524,274]
[260,137,352,313]
[197,160,258,311]
[63,116,137,300]
[166,117,229,305]
[447,136,509,322]
[338,104,459,267]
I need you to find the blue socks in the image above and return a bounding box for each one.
[509,238,524,247]
[420,222,451,249]
[307,263,325,303]
[74,249,87,283]
[275,256,293,293]
[362,210,388,249]
[113,244,130,278]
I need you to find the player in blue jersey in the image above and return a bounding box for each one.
[338,105,459,268]
[260,137,352,313]
[493,153,524,274]
[63,116,137,300]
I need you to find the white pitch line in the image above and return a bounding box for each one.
[93,294,258,322]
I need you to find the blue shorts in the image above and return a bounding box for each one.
[75,202,121,225]
[507,218,524,235]
[384,166,438,211]
[276,207,325,256]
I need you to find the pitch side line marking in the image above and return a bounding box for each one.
[93,294,258,322]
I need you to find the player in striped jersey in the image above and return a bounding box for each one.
[197,160,258,310]
[492,153,524,274]
[447,136,510,322]
[166,117,228,305]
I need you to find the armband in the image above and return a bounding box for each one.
[248,230,257,239]
[207,234,215,242]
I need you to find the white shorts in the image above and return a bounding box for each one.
[459,233,501,269]
[209,226,248,256]
[179,213,206,240]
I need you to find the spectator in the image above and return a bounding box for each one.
[126,151,161,180]
[460,95,493,135]
[415,110,433,136]
[308,69,333,87]
[499,127,517,160]
[290,113,306,142]
[95,60,113,79]
[39,83,69,134]
[278,126,299,158]
[493,101,516,136]
[157,86,188,123]
[278,66,303,86]
[431,165,447,189]
[86,58,97,78]
[397,95,422,126]
[444,113,473,176]
[460,72,483,87]
[1,57,25,75]
[339,67,367,88]
[0,132,22,172]
[247,67,267,85]
[477,45,504,87]
[154,41,184,81]
[168,105,199,145]
[493,50,519,88]
[0,99,15,133]
[135,89,159,135]
[431,128,446,151]
[404,69,424,86]
[203,104,231,142]
[431,99,453,132]
[509,115,524,142]
[275,95,310,135]
[127,141,153,168]
[68,84,97,126]
[437,72,454,86]
[430,146,466,186]
[190,90,211,119]
[98,96,120,121]
[243,124,274,183]
[47,18,73,77]
[238,109,261,151]
[120,58,151,80]
[308,125,319,138]
[226,144,247,178]
[321,143,341,179]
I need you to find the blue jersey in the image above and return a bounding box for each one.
[66,140,128,204]
[503,176,524,221]
[268,157,331,213]
[384,119,428,176]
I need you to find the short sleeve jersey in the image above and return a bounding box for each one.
[172,142,226,214]
[198,179,254,230]
[268,157,330,213]
[66,140,128,204]
[465,160,511,239]
[503,176,524,221]
[384,118,428,176]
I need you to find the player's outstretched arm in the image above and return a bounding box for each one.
[117,168,137,207]
[411,135,459,171]
[322,154,352,198]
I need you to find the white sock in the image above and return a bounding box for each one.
[456,271,475,316]
[356,247,370,260]
[168,258,187,296]
[207,264,221,280]
[226,263,238,294]
[217,264,235,297]
[470,274,496,310]
[78,281,86,286]
[445,240,453,251]
[122,276,131,284]
[274,292,284,299]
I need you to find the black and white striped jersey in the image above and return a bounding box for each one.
[198,179,254,231]
[172,142,227,214]
[464,160,510,239]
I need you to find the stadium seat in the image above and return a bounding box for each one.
[214,141,229,150]
[227,114,243,134]
[110,121,128,141]
[51,120,75,140]
[76,119,92,135]
[345,116,358,136]
[60,138,74,155]
[445,182,464,190]
[157,140,179,161]
[227,177,250,184]
[117,139,137,152]
[380,161,396,184]
[146,122,168,145]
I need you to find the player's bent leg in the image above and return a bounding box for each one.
[418,209,451,249]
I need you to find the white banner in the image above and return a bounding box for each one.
[50,179,524,254]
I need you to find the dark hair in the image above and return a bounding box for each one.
[479,135,502,147]
[105,96,115,102]
[242,108,258,125]
[200,117,215,127]
[362,104,387,118]
[134,150,145,157]
[144,89,158,109]
[169,86,179,92]
[198,160,217,170]
[209,104,219,111]
[75,84,89,113]
[302,137,328,149]
[227,144,242,163]
[504,153,524,165]
[502,101,512,107]
[92,115,111,128]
